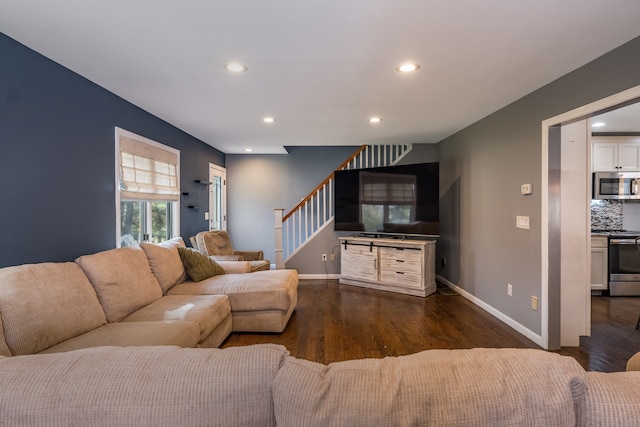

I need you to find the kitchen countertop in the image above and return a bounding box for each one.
[591,230,640,237]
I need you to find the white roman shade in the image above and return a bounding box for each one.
[119,135,180,201]
[360,172,415,205]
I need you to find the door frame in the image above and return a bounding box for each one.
[541,84,640,349]
[209,163,227,231]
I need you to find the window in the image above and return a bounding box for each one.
[115,128,180,247]
[359,172,416,231]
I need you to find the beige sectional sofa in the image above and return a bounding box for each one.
[2,344,640,426]
[0,237,298,356]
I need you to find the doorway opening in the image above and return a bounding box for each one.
[542,85,640,350]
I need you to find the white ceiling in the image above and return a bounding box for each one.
[2,1,640,154]
[592,102,640,132]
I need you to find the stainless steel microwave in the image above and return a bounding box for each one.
[593,172,640,199]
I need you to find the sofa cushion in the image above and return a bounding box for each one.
[1,344,289,426]
[0,262,107,356]
[39,321,201,354]
[177,246,225,281]
[273,348,586,427]
[140,237,188,293]
[121,295,231,345]
[578,372,640,426]
[168,269,298,312]
[75,247,163,323]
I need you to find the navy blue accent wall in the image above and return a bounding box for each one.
[0,33,224,268]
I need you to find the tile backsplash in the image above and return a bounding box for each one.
[591,199,640,231]
[591,200,623,229]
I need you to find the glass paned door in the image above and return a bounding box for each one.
[209,164,227,230]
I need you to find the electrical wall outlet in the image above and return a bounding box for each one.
[507,283,512,296]
[531,296,539,311]
[322,254,327,262]
[330,253,336,261]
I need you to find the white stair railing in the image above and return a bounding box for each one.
[275,144,412,267]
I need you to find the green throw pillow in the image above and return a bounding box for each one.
[177,247,225,282]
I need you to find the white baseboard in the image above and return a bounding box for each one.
[299,273,340,280]
[437,275,544,348]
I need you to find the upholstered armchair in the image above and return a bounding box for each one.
[191,230,270,272]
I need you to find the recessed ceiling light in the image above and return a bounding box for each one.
[592,121,606,128]
[263,117,276,123]
[224,62,248,73]
[245,148,253,152]
[396,63,420,73]
[369,117,382,124]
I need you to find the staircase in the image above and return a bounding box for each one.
[275,144,413,267]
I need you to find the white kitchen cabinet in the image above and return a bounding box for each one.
[591,235,608,291]
[592,137,640,172]
[339,236,436,297]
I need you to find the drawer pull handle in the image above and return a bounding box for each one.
[396,271,405,275]
[396,260,405,263]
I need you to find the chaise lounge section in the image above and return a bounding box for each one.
[167,269,298,333]
[146,237,298,333]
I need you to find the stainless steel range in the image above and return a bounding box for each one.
[607,230,640,296]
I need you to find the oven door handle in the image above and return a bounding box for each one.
[610,239,640,245]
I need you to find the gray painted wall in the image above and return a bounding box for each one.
[225,146,360,264]
[396,143,439,166]
[226,144,439,274]
[437,35,640,339]
[286,220,342,276]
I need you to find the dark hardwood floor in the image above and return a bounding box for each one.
[221,279,640,372]
[562,294,640,372]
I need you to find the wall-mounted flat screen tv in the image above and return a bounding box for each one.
[334,162,439,237]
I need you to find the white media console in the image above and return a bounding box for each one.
[338,236,436,297]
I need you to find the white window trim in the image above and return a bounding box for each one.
[115,127,180,247]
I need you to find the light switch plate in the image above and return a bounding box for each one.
[521,183,533,195]
[516,215,530,229]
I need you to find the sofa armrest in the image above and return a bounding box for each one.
[234,250,264,261]
[215,261,252,274]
